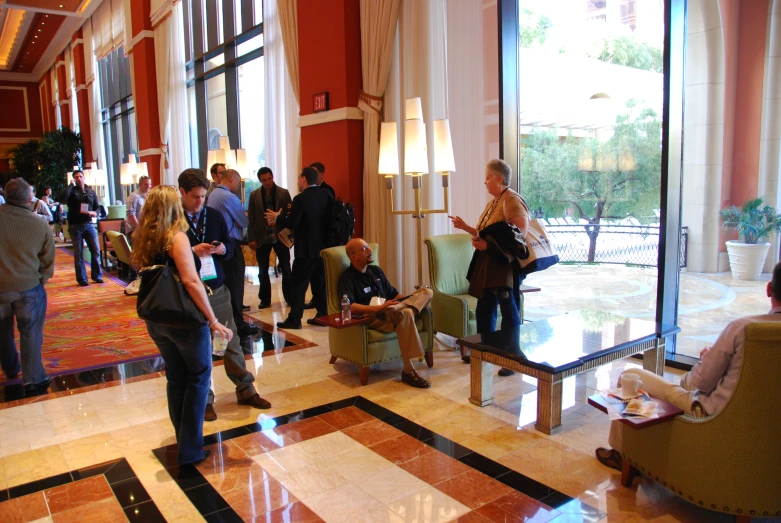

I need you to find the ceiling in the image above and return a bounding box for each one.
[0,0,99,81]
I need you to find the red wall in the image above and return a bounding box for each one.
[0,80,44,141]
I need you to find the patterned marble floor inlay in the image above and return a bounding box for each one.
[0,458,164,522]
[152,397,604,522]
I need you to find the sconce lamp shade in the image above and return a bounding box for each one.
[218,136,230,151]
[136,161,149,181]
[404,120,428,175]
[433,119,455,173]
[378,122,400,175]
[405,97,423,121]
[120,163,134,185]
[234,149,248,179]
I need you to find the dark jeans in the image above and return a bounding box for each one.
[256,242,292,305]
[0,284,48,385]
[146,322,212,464]
[475,288,521,334]
[222,239,247,329]
[286,256,326,324]
[69,223,102,283]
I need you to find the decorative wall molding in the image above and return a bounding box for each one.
[139,147,162,157]
[127,30,155,53]
[0,86,30,132]
[71,38,85,47]
[0,137,35,143]
[297,107,364,128]
[75,84,88,92]
[55,60,66,69]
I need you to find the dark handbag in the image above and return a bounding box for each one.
[479,221,530,264]
[136,258,209,328]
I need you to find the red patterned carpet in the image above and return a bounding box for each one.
[0,248,159,385]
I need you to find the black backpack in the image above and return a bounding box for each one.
[327,197,355,247]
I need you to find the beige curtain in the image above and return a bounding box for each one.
[277,0,301,185]
[359,0,401,260]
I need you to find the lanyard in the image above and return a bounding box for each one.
[185,208,208,244]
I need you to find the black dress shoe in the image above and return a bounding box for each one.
[258,303,271,310]
[93,277,104,283]
[498,368,516,377]
[307,317,326,326]
[242,305,251,311]
[303,300,316,310]
[24,378,52,392]
[190,449,211,465]
[78,281,89,287]
[401,370,431,389]
[276,320,302,329]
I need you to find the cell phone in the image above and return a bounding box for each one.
[211,241,220,246]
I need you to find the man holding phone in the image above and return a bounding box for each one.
[178,169,271,421]
[66,170,102,286]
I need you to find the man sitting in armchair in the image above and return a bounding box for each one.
[596,260,781,471]
[338,238,434,389]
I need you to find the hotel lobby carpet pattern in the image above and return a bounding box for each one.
[0,249,160,386]
[152,397,594,522]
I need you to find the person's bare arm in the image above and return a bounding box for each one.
[170,232,232,340]
[449,215,477,236]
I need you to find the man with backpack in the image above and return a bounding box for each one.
[267,167,333,329]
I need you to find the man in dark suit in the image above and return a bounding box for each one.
[310,162,335,198]
[268,167,333,329]
[248,167,292,309]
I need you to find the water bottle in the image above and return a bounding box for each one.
[341,294,351,323]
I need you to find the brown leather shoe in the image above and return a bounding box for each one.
[204,404,217,422]
[238,394,272,409]
[595,447,623,471]
[401,370,431,389]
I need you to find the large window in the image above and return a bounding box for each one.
[98,46,138,204]
[184,0,265,189]
[515,1,665,326]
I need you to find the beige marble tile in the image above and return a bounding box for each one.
[274,460,349,500]
[1,446,69,488]
[354,464,430,505]
[252,442,320,476]
[385,484,471,523]
[292,430,365,462]
[319,446,396,483]
[58,432,123,470]
[345,506,406,523]
[304,482,386,521]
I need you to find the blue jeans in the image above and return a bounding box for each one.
[146,322,212,464]
[69,223,102,283]
[0,285,48,385]
[475,288,521,334]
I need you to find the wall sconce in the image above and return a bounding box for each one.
[120,154,148,201]
[378,97,456,288]
[207,136,249,203]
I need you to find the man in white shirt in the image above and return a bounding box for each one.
[125,176,151,239]
[596,261,781,471]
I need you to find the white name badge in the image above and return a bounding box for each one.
[199,255,218,281]
[80,203,89,214]
[363,286,371,293]
[370,296,386,307]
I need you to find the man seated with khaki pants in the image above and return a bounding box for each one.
[338,239,434,389]
[596,260,781,471]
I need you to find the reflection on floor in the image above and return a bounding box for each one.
[0,276,776,522]
[521,264,772,359]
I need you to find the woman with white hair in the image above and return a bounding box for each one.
[450,159,530,374]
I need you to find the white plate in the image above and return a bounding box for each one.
[607,387,643,400]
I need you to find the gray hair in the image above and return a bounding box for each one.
[486,159,512,186]
[5,178,32,205]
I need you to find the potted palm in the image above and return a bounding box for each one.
[721,198,781,280]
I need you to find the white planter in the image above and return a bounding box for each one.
[725,241,771,280]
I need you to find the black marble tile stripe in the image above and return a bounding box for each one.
[0,458,165,522]
[152,396,605,521]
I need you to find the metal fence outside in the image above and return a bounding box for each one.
[541,222,688,268]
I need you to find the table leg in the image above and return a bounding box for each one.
[643,337,666,375]
[469,350,494,407]
[535,377,563,434]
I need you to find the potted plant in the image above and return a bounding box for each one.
[720,197,781,280]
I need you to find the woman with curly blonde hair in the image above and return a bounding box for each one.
[133,185,232,464]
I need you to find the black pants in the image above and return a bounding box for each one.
[222,239,248,329]
[286,256,327,324]
[256,242,292,305]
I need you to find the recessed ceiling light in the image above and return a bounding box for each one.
[60,5,64,7]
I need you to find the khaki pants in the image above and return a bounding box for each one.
[369,288,433,362]
[609,368,705,452]
[207,285,257,403]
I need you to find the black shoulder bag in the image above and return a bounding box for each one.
[136,256,210,328]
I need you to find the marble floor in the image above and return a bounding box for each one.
[0,275,775,522]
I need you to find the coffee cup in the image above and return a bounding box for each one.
[620,373,642,396]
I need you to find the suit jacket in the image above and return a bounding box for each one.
[320,181,335,199]
[247,184,292,245]
[276,185,333,259]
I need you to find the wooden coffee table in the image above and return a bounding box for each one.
[457,310,679,435]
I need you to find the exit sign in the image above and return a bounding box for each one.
[313,92,329,113]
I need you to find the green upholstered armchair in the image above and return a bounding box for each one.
[321,244,434,386]
[424,234,525,352]
[620,321,781,521]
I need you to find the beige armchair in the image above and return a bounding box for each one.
[321,244,434,385]
[620,321,781,521]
